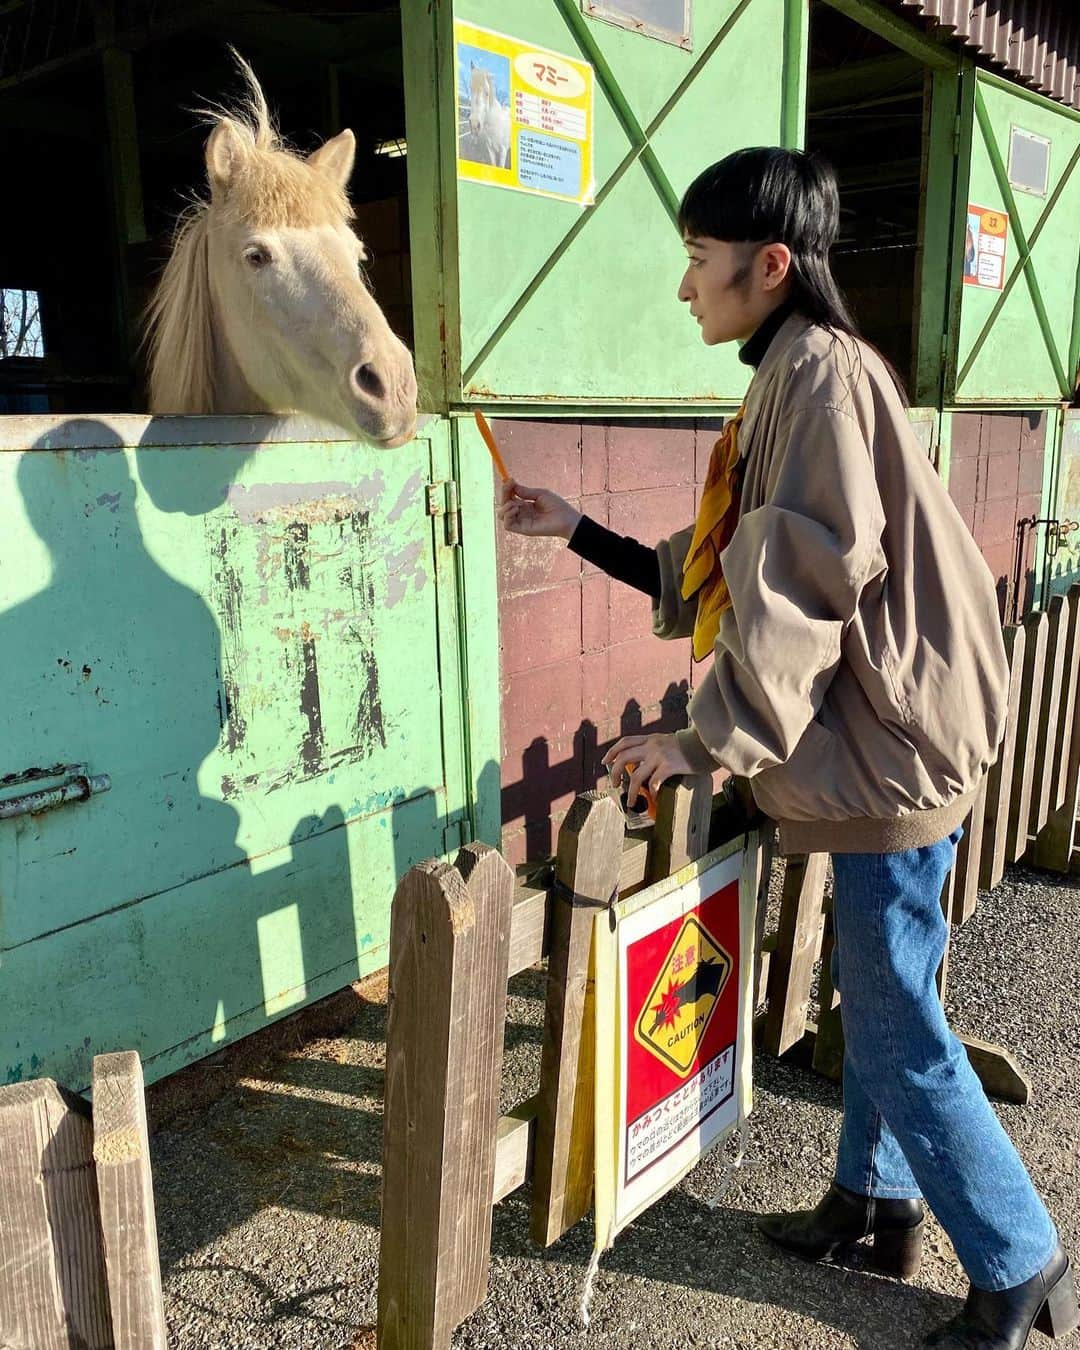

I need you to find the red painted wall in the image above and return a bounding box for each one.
[494,416,727,865]
[495,410,1048,863]
[947,411,1047,623]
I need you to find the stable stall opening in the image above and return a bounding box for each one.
[805,1,929,396]
[0,1,412,414]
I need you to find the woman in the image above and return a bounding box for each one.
[496,148,1077,1350]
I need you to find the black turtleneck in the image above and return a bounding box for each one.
[567,303,794,598]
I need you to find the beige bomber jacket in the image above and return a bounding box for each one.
[655,313,1009,855]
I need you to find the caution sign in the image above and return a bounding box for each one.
[593,839,756,1244]
[633,915,732,1076]
[964,204,1009,291]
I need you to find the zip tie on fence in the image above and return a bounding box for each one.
[705,1115,753,1209]
[552,878,621,927]
[579,1246,603,1328]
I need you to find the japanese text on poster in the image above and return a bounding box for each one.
[455,20,595,205]
[594,843,754,1246]
[964,204,1009,291]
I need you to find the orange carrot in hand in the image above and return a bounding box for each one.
[474,410,510,482]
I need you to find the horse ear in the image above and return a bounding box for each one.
[206,119,251,197]
[308,129,356,191]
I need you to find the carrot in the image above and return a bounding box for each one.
[474,410,510,482]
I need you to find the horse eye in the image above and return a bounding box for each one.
[244,246,271,268]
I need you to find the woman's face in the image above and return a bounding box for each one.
[677,236,789,345]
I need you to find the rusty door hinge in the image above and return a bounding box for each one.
[426,479,462,547]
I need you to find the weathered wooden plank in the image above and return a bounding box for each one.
[619,831,651,895]
[0,1080,112,1350]
[444,843,514,1326]
[951,777,988,926]
[811,899,844,1081]
[762,853,829,1057]
[1007,610,1049,863]
[492,1096,538,1205]
[790,1024,1029,1103]
[936,864,957,999]
[1034,592,1080,871]
[959,1034,1031,1105]
[377,842,513,1350]
[1031,593,1069,836]
[747,825,777,1017]
[92,1052,167,1350]
[530,792,624,1248]
[647,773,714,883]
[981,625,1027,890]
[507,883,549,978]
[1052,585,1080,810]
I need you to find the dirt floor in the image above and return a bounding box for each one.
[150,861,1080,1350]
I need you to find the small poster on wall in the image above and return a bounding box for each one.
[455,20,595,205]
[964,204,1009,291]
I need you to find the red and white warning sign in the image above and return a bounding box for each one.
[593,839,755,1243]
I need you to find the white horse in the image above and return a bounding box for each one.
[468,64,511,169]
[145,56,417,448]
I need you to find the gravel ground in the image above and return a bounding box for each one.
[151,863,1080,1350]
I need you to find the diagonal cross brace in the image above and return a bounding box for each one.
[462,0,755,390]
[959,89,1073,399]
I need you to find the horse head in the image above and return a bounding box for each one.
[147,56,417,448]
[469,65,495,136]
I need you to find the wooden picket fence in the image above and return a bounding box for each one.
[0,1051,167,1349]
[377,587,1080,1350]
[376,775,768,1350]
[758,582,1080,1104]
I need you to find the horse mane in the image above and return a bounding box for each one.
[144,52,354,414]
[146,205,216,414]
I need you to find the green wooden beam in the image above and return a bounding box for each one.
[818,0,959,72]
[977,68,1080,125]
[551,0,680,226]
[782,0,809,148]
[968,87,1071,399]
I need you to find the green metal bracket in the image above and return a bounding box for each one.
[961,88,1072,400]
[461,0,756,391]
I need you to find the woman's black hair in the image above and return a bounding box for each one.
[679,147,908,399]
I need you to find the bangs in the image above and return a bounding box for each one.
[678,147,840,254]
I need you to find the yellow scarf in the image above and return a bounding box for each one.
[681,407,745,661]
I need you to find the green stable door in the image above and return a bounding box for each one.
[0,415,497,1088]
[403,0,807,415]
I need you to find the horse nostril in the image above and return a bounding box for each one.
[353,362,386,402]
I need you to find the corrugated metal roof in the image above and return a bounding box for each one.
[896,0,1080,112]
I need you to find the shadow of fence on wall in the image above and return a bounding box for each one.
[501,682,694,861]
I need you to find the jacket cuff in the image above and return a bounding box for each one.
[675,726,724,774]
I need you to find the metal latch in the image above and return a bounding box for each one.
[426,480,462,547]
[0,764,111,821]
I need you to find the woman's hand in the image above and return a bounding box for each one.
[497,478,582,540]
[602,732,722,809]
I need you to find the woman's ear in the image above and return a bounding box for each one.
[761,242,793,291]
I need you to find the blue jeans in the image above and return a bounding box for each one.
[830,832,1058,1292]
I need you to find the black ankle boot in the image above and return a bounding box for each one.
[923,1242,1079,1348]
[758,1181,925,1279]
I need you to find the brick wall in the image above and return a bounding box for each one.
[494,416,728,865]
[495,409,1049,864]
[947,411,1047,623]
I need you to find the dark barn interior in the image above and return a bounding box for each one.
[0,0,413,414]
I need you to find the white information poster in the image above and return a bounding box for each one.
[455,20,595,205]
